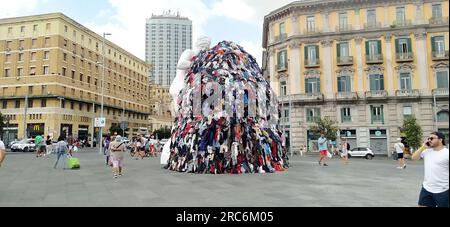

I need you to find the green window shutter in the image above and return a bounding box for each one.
[337,77,342,92]
[365,41,370,55]
[381,106,385,124]
[369,75,375,91]
[341,108,345,123]
[380,75,385,90]
[316,45,320,60]
[395,39,400,54]
[277,52,281,66]
[377,40,382,55]
[305,79,309,93]
[431,37,436,52]
[407,38,412,53]
[304,46,308,61]
[317,78,321,93]
[337,43,341,58]
[346,76,351,92]
[370,105,374,124]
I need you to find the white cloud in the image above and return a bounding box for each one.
[0,0,44,18]
[239,40,263,66]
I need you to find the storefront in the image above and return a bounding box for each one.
[60,124,73,137]
[307,130,320,153]
[2,124,18,146]
[78,125,89,141]
[27,123,45,138]
[369,129,388,155]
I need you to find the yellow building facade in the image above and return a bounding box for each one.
[149,85,173,133]
[263,0,449,155]
[0,13,150,144]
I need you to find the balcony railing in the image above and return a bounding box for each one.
[276,64,288,72]
[365,90,388,99]
[433,88,449,97]
[429,17,449,25]
[337,56,354,66]
[274,33,288,43]
[395,89,420,98]
[336,92,358,100]
[392,19,412,27]
[363,22,382,30]
[307,116,321,123]
[303,28,321,35]
[305,58,320,67]
[366,54,383,64]
[432,51,449,60]
[396,52,414,62]
[341,116,352,123]
[335,24,353,32]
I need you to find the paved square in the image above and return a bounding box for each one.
[0,149,424,207]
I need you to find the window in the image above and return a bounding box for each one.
[43,66,49,75]
[71,70,75,80]
[341,107,352,123]
[307,16,315,32]
[339,12,348,29]
[62,67,67,76]
[338,75,351,92]
[368,41,380,56]
[437,111,449,122]
[396,7,406,23]
[64,26,68,33]
[337,42,349,58]
[61,100,65,108]
[20,26,25,33]
[306,45,319,64]
[46,23,51,31]
[45,37,51,46]
[28,99,33,108]
[2,101,7,109]
[371,106,384,124]
[19,40,25,48]
[15,100,20,108]
[433,36,446,56]
[403,106,413,119]
[32,39,37,47]
[33,25,38,31]
[79,103,83,111]
[436,71,449,89]
[277,50,287,69]
[369,74,385,91]
[399,73,412,90]
[367,9,377,27]
[30,52,36,61]
[432,4,442,18]
[282,108,290,123]
[305,78,320,94]
[8,27,12,34]
[5,54,11,63]
[28,86,33,95]
[6,41,12,49]
[17,68,24,77]
[80,73,83,82]
[5,69,11,77]
[41,99,47,108]
[70,102,74,110]
[306,108,321,122]
[30,67,36,76]
[44,51,49,60]
[279,22,286,35]
[18,53,24,62]
[280,81,287,96]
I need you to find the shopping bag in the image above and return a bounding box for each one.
[67,156,80,169]
[327,151,333,159]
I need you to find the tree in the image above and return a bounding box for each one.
[309,117,339,141]
[402,116,423,150]
[153,127,171,139]
[0,113,5,138]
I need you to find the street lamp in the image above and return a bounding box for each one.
[99,32,112,155]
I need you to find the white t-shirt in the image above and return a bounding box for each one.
[421,148,449,194]
[394,143,404,154]
[0,140,5,150]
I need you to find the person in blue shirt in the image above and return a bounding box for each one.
[318,134,329,166]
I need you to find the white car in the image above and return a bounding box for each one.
[11,139,36,152]
[348,147,375,160]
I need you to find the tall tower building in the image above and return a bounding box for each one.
[146,11,192,86]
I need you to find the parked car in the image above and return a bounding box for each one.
[11,139,36,152]
[8,139,19,149]
[348,147,375,160]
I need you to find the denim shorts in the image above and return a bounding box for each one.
[419,187,449,207]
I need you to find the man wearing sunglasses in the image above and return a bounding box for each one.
[412,132,449,207]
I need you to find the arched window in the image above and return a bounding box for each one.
[437,111,449,122]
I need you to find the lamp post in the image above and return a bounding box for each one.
[99,32,111,155]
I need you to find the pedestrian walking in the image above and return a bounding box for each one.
[45,135,53,156]
[341,138,350,165]
[318,134,329,166]
[110,135,126,178]
[104,136,111,166]
[412,132,449,207]
[53,136,69,169]
[0,137,6,167]
[395,138,406,169]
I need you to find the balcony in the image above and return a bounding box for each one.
[303,28,321,35]
[365,90,388,99]
[432,51,449,61]
[363,22,382,30]
[337,56,354,66]
[433,88,449,97]
[307,116,321,123]
[395,89,420,98]
[336,92,358,101]
[396,52,414,62]
[366,54,383,64]
[276,64,288,72]
[273,33,288,43]
[429,17,449,25]
[392,19,412,28]
[302,93,324,102]
[305,59,320,68]
[335,24,353,32]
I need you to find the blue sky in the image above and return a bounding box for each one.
[2,0,293,65]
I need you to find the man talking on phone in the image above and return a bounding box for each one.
[412,132,449,207]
